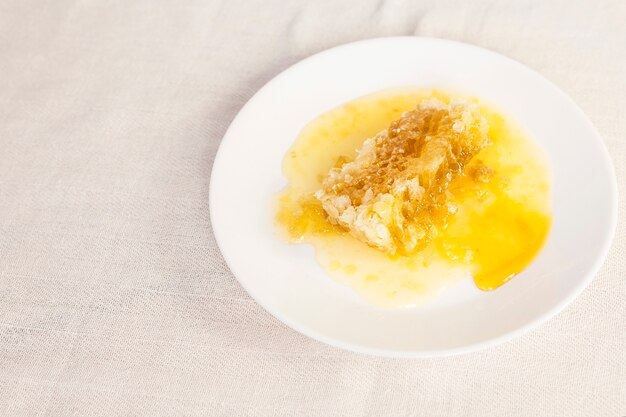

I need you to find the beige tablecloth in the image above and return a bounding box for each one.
[0,0,624,415]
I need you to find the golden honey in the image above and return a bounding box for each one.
[276,88,551,307]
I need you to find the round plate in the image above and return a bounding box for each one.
[209,37,617,357]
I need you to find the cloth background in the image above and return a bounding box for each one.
[0,0,624,415]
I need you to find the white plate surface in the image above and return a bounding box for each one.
[210,37,617,357]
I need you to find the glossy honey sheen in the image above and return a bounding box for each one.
[276,88,551,307]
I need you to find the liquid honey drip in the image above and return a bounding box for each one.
[276,88,551,307]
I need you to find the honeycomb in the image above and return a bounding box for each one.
[315,99,491,255]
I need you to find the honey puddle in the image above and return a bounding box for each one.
[276,88,551,308]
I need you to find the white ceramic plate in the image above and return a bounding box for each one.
[210,37,617,357]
